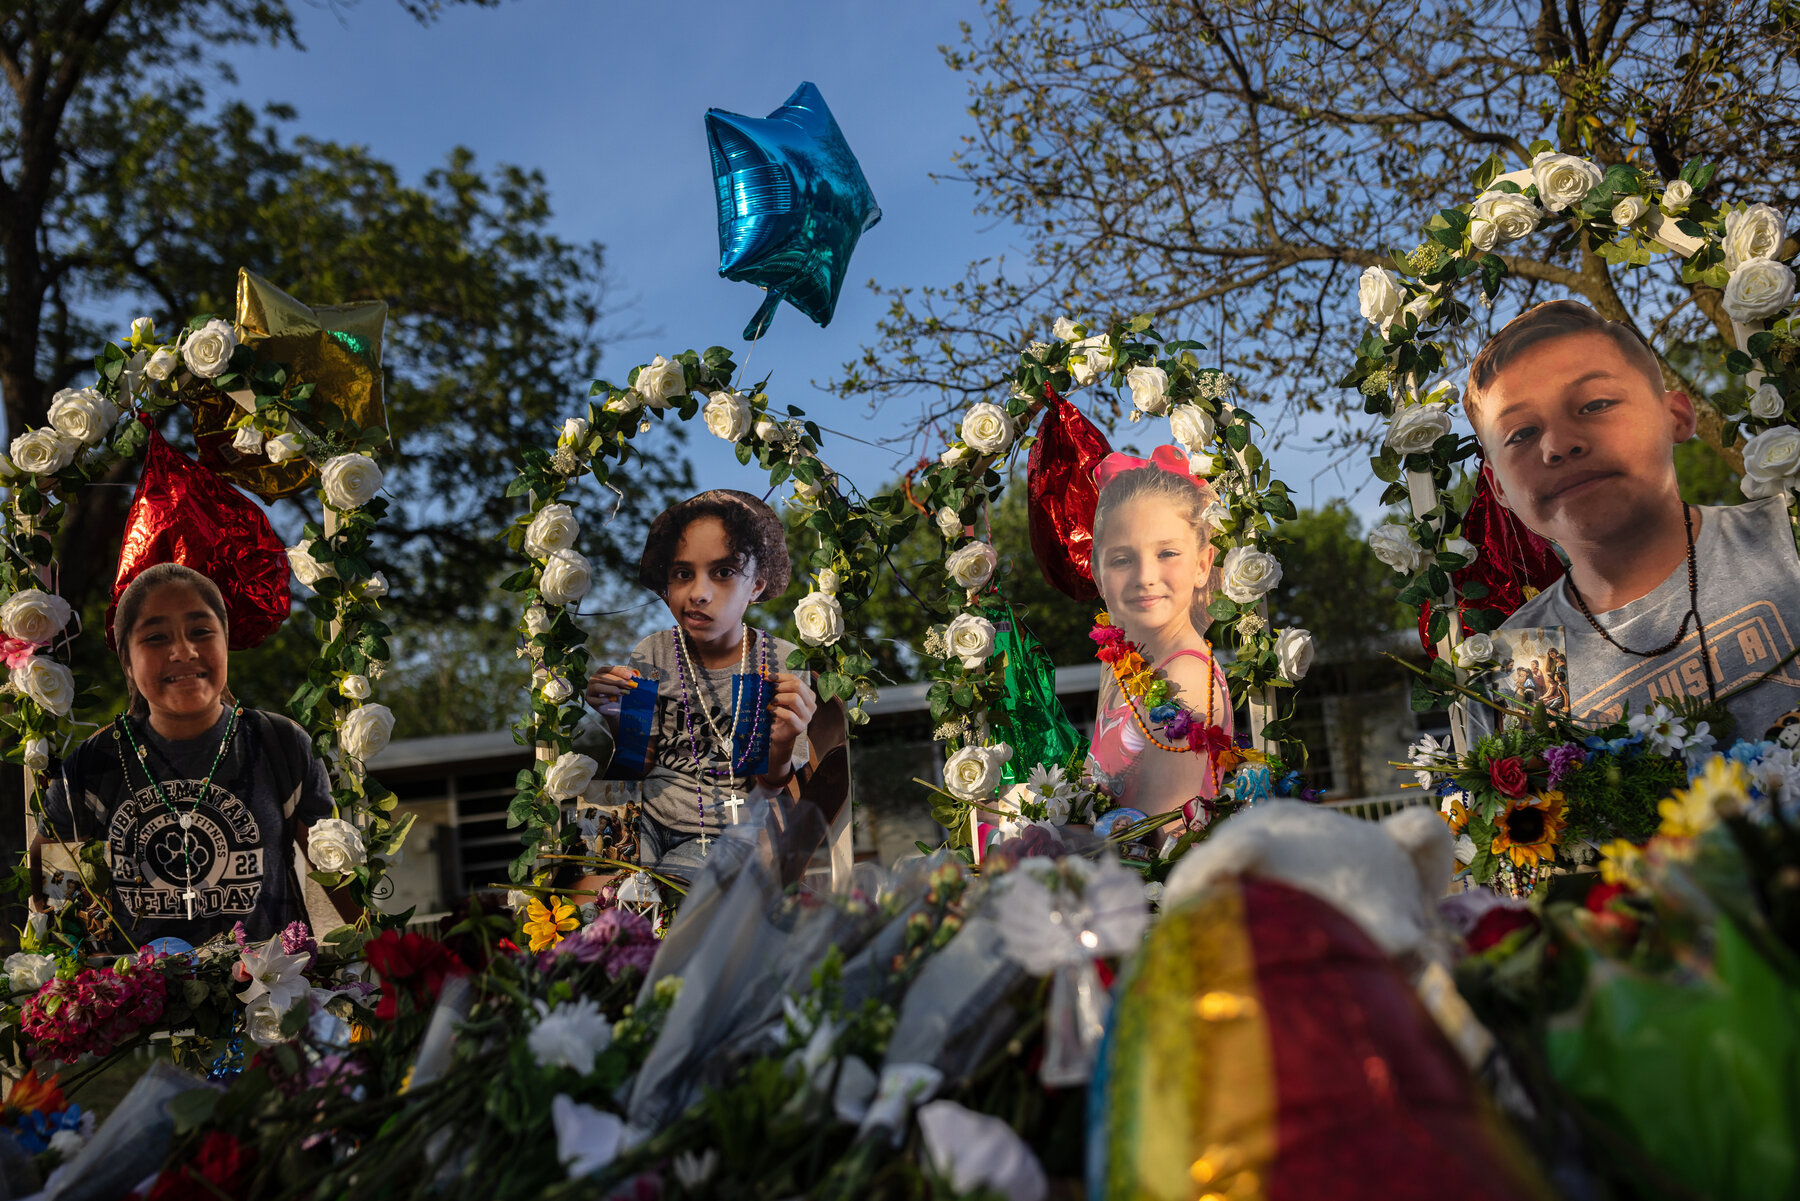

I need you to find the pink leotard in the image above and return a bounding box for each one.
[1086,647,1232,812]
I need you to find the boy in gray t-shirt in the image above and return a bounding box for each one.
[1464,301,1800,745]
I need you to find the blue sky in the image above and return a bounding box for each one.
[223,0,1375,514]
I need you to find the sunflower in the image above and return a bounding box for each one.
[524,895,580,953]
[1439,794,1469,835]
[1490,791,1568,870]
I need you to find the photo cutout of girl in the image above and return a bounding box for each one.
[1084,445,1234,829]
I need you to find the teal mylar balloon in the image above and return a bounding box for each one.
[706,82,882,340]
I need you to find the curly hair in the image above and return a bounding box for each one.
[636,491,792,599]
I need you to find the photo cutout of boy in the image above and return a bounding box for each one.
[1466,300,1800,742]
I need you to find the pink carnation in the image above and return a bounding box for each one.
[20,954,168,1063]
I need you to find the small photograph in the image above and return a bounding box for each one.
[1478,627,1571,714]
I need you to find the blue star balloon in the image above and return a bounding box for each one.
[706,82,882,340]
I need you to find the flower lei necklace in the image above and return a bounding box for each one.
[1089,612,1230,786]
[114,701,241,921]
[671,624,771,852]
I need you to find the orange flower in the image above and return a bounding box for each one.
[523,895,579,952]
[6,1068,64,1116]
[1490,791,1568,870]
[1117,650,1148,678]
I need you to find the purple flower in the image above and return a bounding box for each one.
[279,921,318,961]
[1544,742,1587,788]
[230,922,250,949]
[542,907,659,979]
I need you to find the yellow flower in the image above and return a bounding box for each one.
[1598,838,1644,887]
[1490,791,1568,870]
[1657,756,1748,840]
[524,895,579,952]
[1123,668,1159,698]
[1095,610,1113,627]
[1440,796,1469,834]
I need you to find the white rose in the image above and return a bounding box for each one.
[4,952,54,995]
[1370,524,1432,574]
[0,452,16,483]
[231,425,266,456]
[524,503,579,558]
[1611,195,1648,226]
[945,541,998,591]
[245,997,287,1047]
[1358,266,1405,330]
[306,817,366,873]
[945,613,997,669]
[1471,190,1543,244]
[1469,219,1500,252]
[543,751,599,801]
[1051,317,1082,341]
[795,591,845,647]
[1741,424,1800,494]
[525,604,553,636]
[1442,536,1478,567]
[287,544,336,590]
[1201,497,1231,530]
[1168,405,1215,453]
[1660,179,1693,213]
[1750,383,1787,421]
[1125,365,1171,416]
[1274,628,1315,682]
[817,568,840,595]
[1068,335,1114,386]
[265,433,305,464]
[542,676,573,704]
[1723,204,1788,270]
[944,744,1011,801]
[339,703,395,761]
[47,388,119,445]
[340,674,371,700]
[130,316,155,342]
[1219,546,1283,604]
[539,548,593,607]
[960,403,1015,455]
[605,391,643,414]
[22,737,49,772]
[1400,294,1433,329]
[633,354,687,409]
[936,507,964,539]
[703,390,751,442]
[11,657,74,716]
[1454,632,1497,668]
[364,572,389,599]
[9,429,78,477]
[1530,151,1603,212]
[1189,450,1218,478]
[754,417,781,443]
[145,347,178,381]
[1722,258,1797,324]
[1,589,73,644]
[559,417,590,448]
[1385,403,1454,455]
[939,444,973,468]
[320,453,383,510]
[181,318,237,378]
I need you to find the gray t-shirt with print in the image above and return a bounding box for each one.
[1467,496,1800,745]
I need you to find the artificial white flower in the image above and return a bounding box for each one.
[1469,218,1500,252]
[47,387,119,445]
[960,402,1015,455]
[320,453,383,510]
[935,507,964,539]
[364,572,389,599]
[1067,335,1113,386]
[287,544,336,590]
[917,1100,1048,1201]
[1661,179,1693,212]
[1454,632,1497,668]
[633,354,688,409]
[1125,365,1171,416]
[1722,258,1797,324]
[552,1094,625,1178]
[544,752,600,802]
[541,675,573,704]
[0,588,73,645]
[1219,546,1282,604]
[1749,383,1787,421]
[339,703,395,762]
[795,591,845,647]
[524,503,579,558]
[1611,195,1648,226]
[1188,449,1218,477]
[129,315,155,343]
[1370,524,1432,574]
[145,347,179,382]
[181,318,237,378]
[816,568,841,595]
[1530,151,1603,212]
[945,541,999,591]
[539,548,593,607]
[1628,703,1692,755]
[231,425,266,456]
[1200,497,1231,530]
[1051,316,1082,341]
[1471,189,1543,244]
[265,433,306,464]
[4,952,53,995]
[244,997,288,1048]
[11,658,74,716]
[335,674,371,702]
[9,429,79,477]
[530,997,613,1074]
[1357,266,1404,329]
[1408,732,1456,789]
[944,612,998,669]
[1274,628,1315,682]
[702,390,751,441]
[1385,404,1454,455]
[939,444,974,469]
[237,938,311,1012]
[1168,404,1215,453]
[307,817,366,873]
[524,605,553,636]
[22,737,49,773]
[559,417,590,448]
[672,1149,720,1190]
[1441,536,1478,567]
[604,391,643,415]
[1722,204,1788,271]
[1741,425,1800,498]
[944,744,1012,801]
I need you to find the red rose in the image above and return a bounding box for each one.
[1464,905,1538,954]
[364,931,467,1021]
[143,1131,257,1201]
[1585,881,1630,913]
[1488,756,1529,799]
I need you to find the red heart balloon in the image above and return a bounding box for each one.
[1027,388,1113,601]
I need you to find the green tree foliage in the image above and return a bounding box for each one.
[1265,502,1416,653]
[837,0,1800,463]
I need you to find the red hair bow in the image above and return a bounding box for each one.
[1094,443,1208,491]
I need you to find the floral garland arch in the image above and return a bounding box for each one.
[503,316,1312,879]
[1,285,406,934]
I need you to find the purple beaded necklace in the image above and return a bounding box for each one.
[671,624,771,851]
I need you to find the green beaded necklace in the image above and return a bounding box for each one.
[113,701,241,921]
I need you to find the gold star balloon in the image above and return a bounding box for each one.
[189,269,388,500]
